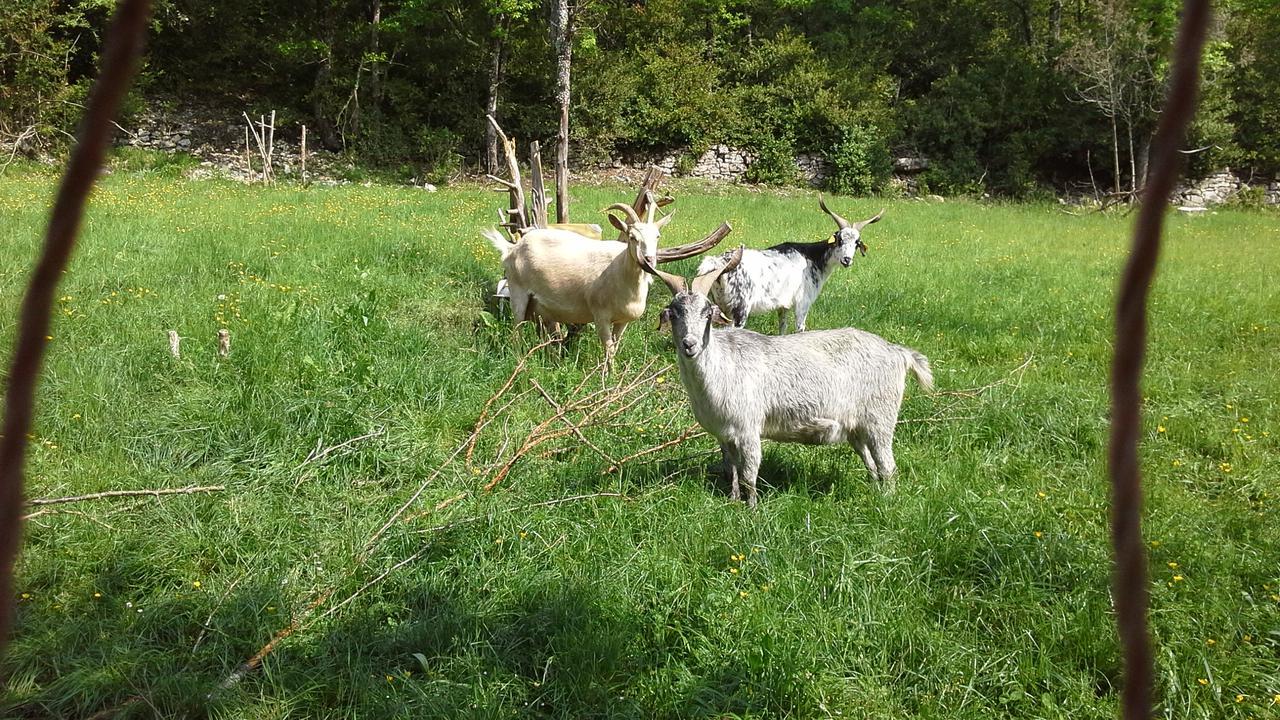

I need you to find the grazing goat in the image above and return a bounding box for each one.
[697,197,882,333]
[483,202,673,366]
[643,248,932,507]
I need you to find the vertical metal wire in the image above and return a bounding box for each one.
[1109,2,1211,718]
[0,0,152,655]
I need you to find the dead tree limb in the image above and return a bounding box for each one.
[529,141,549,228]
[0,0,151,655]
[486,114,527,235]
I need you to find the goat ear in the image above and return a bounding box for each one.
[654,210,674,229]
[607,214,629,234]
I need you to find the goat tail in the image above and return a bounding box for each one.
[482,228,514,261]
[902,347,934,393]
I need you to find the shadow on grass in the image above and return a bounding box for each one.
[3,547,799,718]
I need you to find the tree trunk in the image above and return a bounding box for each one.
[484,17,509,175]
[1049,0,1062,43]
[369,0,382,103]
[1136,137,1150,192]
[312,45,341,151]
[552,0,573,223]
[1111,113,1122,196]
[1126,117,1137,195]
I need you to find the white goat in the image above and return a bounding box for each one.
[645,248,932,507]
[484,202,672,365]
[697,196,882,333]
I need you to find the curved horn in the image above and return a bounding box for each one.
[637,252,687,295]
[818,194,851,230]
[854,208,885,231]
[605,202,641,225]
[656,221,731,263]
[691,244,744,296]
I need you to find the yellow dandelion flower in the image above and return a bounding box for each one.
[1037,491,1047,498]
[1235,694,1244,703]
[1273,693,1280,704]
[1168,562,1178,569]
[1220,462,1232,473]
[1172,459,1183,467]
[1241,417,1249,423]
[519,531,528,539]
[739,591,749,598]
[1157,425,1166,433]
[1173,575,1184,582]
[1150,540,1161,548]
[1243,634,1252,642]
[1197,678,1208,686]
[44,335,52,341]
[93,592,102,598]
[1034,531,1043,538]
[71,413,81,420]
[20,593,30,600]
[192,581,202,589]
[1205,638,1216,646]
[729,568,738,574]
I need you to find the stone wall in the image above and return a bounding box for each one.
[1172,169,1280,207]
[593,145,832,186]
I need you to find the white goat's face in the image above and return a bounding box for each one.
[626,223,661,269]
[833,228,869,268]
[662,292,717,359]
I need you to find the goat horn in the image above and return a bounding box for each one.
[637,251,687,295]
[818,194,851,230]
[656,222,732,263]
[691,244,744,296]
[854,208,885,231]
[605,202,641,225]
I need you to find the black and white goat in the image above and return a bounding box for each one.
[643,247,932,507]
[696,197,882,333]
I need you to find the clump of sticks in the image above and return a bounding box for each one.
[213,342,691,694]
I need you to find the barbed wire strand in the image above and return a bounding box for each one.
[0,0,152,655]
[1109,2,1210,718]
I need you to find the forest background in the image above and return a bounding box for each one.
[3,0,1279,196]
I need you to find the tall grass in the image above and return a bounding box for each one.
[1,158,1277,718]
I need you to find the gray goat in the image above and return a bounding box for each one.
[642,247,932,507]
[697,197,882,333]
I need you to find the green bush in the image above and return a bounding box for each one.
[825,124,890,196]
[745,135,799,186]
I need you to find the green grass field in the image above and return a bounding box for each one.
[1,156,1278,719]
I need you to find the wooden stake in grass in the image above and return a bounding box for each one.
[167,329,181,358]
[217,328,230,358]
[300,124,307,184]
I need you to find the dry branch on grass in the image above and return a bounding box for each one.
[216,350,682,694]
[297,427,386,468]
[899,354,1034,425]
[23,485,224,513]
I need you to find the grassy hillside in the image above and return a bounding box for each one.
[1,159,1278,718]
